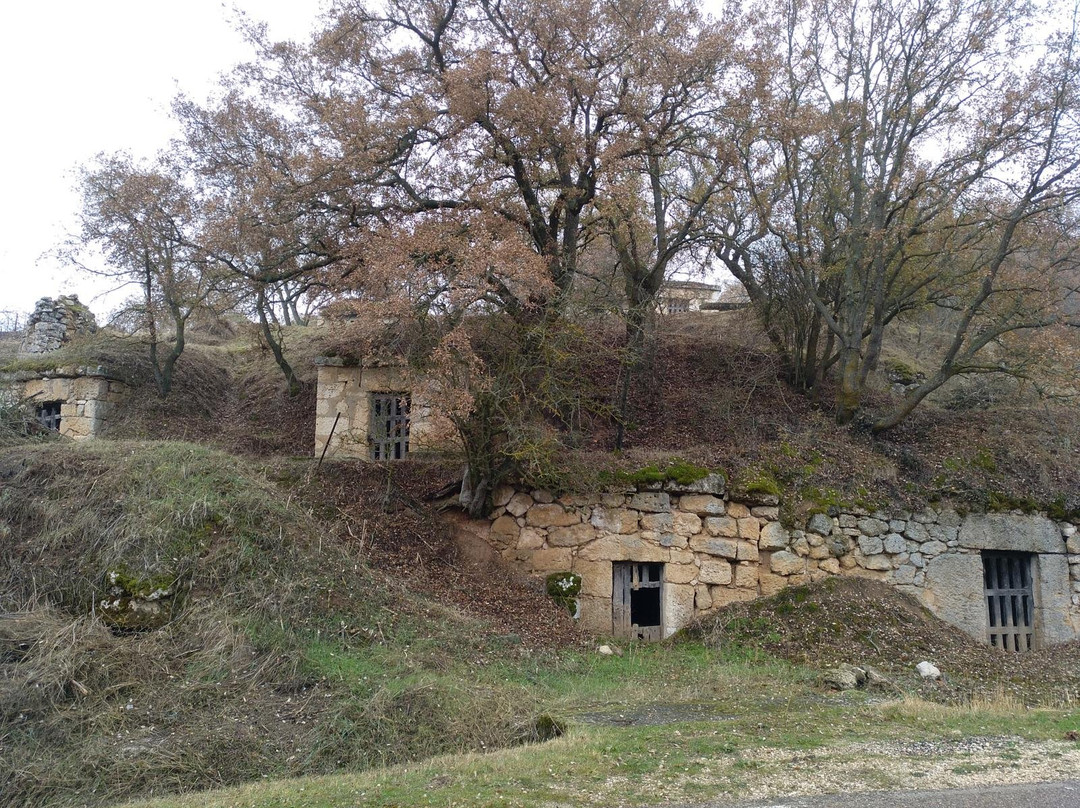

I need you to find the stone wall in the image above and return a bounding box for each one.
[484,478,1080,646]
[314,359,448,459]
[19,295,97,355]
[3,370,127,439]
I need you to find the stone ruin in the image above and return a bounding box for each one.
[2,295,125,440]
[19,295,98,355]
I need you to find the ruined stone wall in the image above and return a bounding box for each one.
[314,361,449,459]
[1,370,127,439]
[21,373,127,439]
[484,480,1080,645]
[19,295,97,355]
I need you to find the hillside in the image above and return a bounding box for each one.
[3,317,1080,807]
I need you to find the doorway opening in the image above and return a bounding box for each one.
[613,561,664,641]
[982,551,1035,652]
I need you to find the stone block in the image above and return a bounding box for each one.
[710,586,759,608]
[629,492,671,513]
[759,572,788,597]
[791,535,810,557]
[578,536,668,562]
[770,550,805,576]
[641,512,674,532]
[658,532,688,549]
[694,584,713,611]
[664,584,697,637]
[547,523,596,547]
[526,504,581,528]
[492,485,515,507]
[809,544,832,560]
[573,560,613,598]
[736,541,759,562]
[577,596,612,634]
[807,513,834,536]
[679,494,726,515]
[664,563,699,584]
[532,490,555,504]
[958,513,1063,553]
[590,506,638,533]
[861,553,892,571]
[690,535,738,559]
[883,533,907,554]
[506,492,534,517]
[904,522,931,543]
[734,562,758,588]
[673,511,703,537]
[665,472,726,495]
[517,528,545,551]
[858,518,889,537]
[699,559,733,585]
[759,522,790,550]
[737,517,760,542]
[704,516,739,538]
[818,558,841,575]
[752,506,780,520]
[668,547,696,564]
[726,502,751,518]
[529,548,572,571]
[857,535,884,556]
[921,541,947,557]
[491,515,520,540]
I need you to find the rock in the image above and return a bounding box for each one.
[770,550,805,576]
[492,485,515,508]
[678,494,726,515]
[737,517,760,541]
[506,492,534,517]
[862,667,893,688]
[857,535,884,556]
[672,511,703,536]
[752,506,780,520]
[526,504,581,528]
[704,516,740,537]
[857,517,889,537]
[629,492,671,513]
[641,512,674,532]
[532,490,555,504]
[891,565,917,585]
[883,533,907,554]
[589,506,638,534]
[920,540,947,557]
[19,295,98,355]
[839,663,868,686]
[690,535,738,558]
[807,513,834,536]
[818,558,841,575]
[861,553,892,571]
[904,522,931,543]
[546,522,596,547]
[759,521,790,550]
[698,559,733,585]
[726,502,751,518]
[664,472,726,495]
[598,644,623,656]
[916,661,941,679]
[823,667,860,690]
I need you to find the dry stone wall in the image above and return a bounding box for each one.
[19,295,97,355]
[485,478,1080,645]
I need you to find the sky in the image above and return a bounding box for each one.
[0,0,325,324]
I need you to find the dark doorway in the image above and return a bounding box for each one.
[982,551,1035,652]
[370,393,410,460]
[35,401,62,432]
[613,562,664,641]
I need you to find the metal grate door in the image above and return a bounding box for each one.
[613,562,664,641]
[36,401,62,431]
[983,551,1034,652]
[370,393,410,460]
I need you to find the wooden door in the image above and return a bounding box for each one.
[613,562,663,641]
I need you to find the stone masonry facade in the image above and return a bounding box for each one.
[484,476,1080,646]
[314,359,447,459]
[8,370,128,439]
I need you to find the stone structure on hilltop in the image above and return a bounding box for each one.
[2,295,125,440]
[19,295,98,355]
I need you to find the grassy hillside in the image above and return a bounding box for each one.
[0,441,572,807]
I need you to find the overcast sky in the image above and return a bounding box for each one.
[0,0,324,323]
